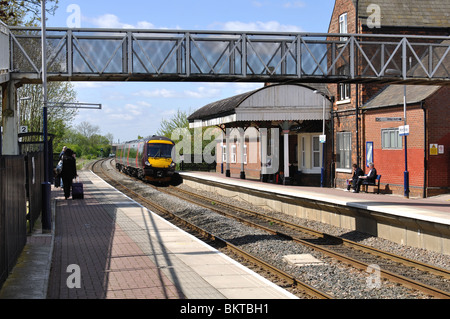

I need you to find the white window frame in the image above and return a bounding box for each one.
[312,135,321,168]
[221,144,227,163]
[336,132,352,169]
[231,144,237,163]
[339,13,348,42]
[382,128,403,149]
[301,136,306,169]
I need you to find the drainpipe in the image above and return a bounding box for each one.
[422,101,427,198]
[355,0,360,169]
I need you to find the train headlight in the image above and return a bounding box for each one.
[145,160,151,166]
[169,162,176,168]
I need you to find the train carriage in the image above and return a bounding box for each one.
[115,135,176,182]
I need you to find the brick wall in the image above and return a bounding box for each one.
[425,87,450,196]
[328,0,449,197]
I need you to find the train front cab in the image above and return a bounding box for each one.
[144,138,176,182]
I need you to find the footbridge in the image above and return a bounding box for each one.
[1,26,449,85]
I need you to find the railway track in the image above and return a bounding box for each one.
[93,158,450,299]
[91,159,332,299]
[162,185,450,299]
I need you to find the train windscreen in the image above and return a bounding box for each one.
[147,143,173,158]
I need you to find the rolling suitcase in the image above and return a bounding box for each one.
[72,177,84,199]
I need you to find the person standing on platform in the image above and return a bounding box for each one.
[61,148,77,199]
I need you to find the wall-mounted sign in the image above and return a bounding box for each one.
[376,117,402,122]
[399,125,409,136]
[319,135,326,143]
[430,144,438,155]
[438,145,444,154]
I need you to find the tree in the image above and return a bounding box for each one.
[17,82,78,146]
[156,109,219,169]
[0,0,59,26]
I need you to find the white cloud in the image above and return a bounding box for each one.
[214,20,304,33]
[133,89,178,98]
[133,86,221,100]
[87,13,155,29]
[283,1,306,8]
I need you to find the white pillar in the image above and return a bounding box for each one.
[260,128,267,180]
[283,129,290,180]
[239,128,245,179]
[225,127,231,177]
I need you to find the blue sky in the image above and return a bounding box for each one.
[46,0,336,142]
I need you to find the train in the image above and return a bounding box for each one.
[115,135,176,182]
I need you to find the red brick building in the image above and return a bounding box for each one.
[329,0,449,197]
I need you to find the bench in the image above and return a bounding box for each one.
[362,175,381,194]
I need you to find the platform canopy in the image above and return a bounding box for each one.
[188,83,332,128]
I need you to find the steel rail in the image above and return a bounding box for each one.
[174,186,450,279]
[92,159,332,299]
[159,184,450,299]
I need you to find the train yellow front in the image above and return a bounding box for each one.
[115,136,176,182]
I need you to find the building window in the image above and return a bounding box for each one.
[336,132,351,169]
[231,144,237,163]
[339,13,348,41]
[338,66,350,101]
[301,136,306,168]
[382,128,403,149]
[312,136,321,168]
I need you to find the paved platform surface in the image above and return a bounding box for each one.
[0,170,296,299]
[180,171,450,226]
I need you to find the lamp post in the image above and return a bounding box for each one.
[402,85,409,198]
[386,69,409,198]
[41,0,51,231]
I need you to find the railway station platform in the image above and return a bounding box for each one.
[0,169,297,300]
[179,171,450,256]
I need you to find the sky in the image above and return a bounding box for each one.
[46,0,337,143]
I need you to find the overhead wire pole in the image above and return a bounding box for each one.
[41,0,51,231]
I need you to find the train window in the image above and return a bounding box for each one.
[148,143,173,158]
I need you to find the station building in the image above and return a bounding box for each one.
[188,0,449,198]
[329,0,449,197]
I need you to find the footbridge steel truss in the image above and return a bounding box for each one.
[2,26,450,85]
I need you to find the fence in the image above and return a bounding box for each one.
[0,155,27,289]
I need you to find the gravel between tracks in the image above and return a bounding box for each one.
[103,162,449,298]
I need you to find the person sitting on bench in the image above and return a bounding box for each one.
[354,162,377,193]
[346,163,364,191]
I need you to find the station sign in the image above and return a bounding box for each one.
[376,117,402,122]
[319,135,326,143]
[399,125,409,136]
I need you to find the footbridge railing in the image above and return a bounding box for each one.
[5,27,450,85]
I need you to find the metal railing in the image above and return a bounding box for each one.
[7,27,450,85]
[0,20,9,83]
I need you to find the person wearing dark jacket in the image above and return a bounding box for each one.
[346,163,364,191]
[61,148,77,199]
[354,162,377,193]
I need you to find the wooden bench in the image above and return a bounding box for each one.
[362,175,381,194]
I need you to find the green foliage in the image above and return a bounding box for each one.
[55,122,112,159]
